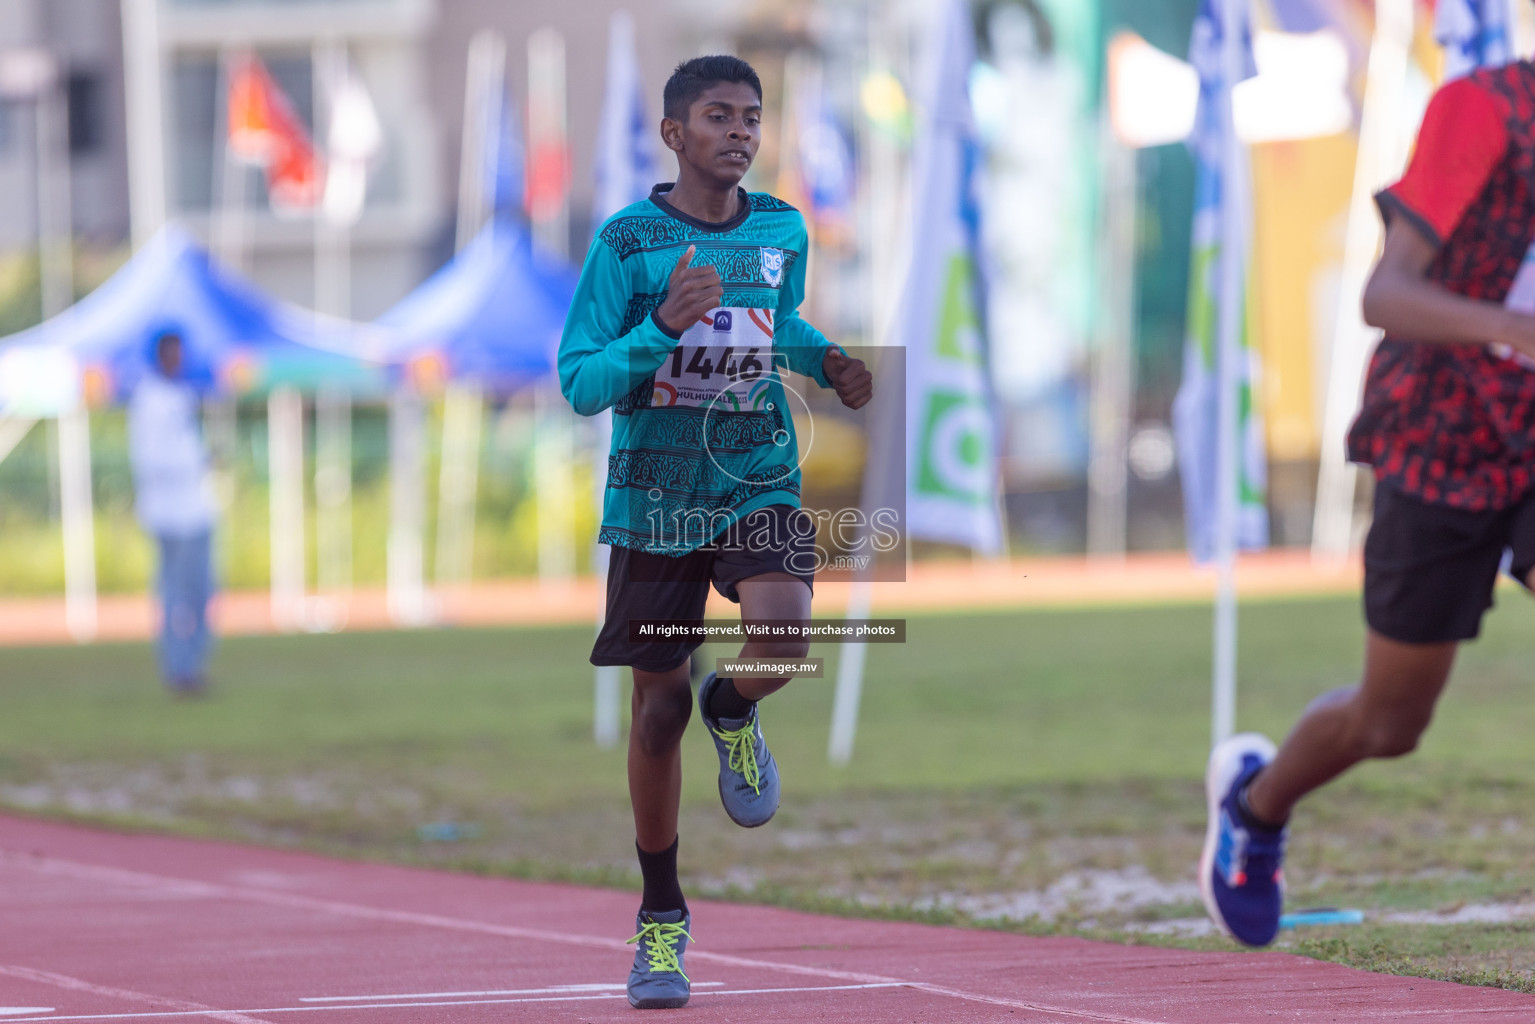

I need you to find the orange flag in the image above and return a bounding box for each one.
[227,54,324,213]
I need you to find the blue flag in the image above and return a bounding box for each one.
[1172,0,1268,563]
[592,10,659,229]
[796,87,854,233]
[1436,0,1518,79]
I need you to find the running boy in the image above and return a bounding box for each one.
[1201,56,1535,946]
[557,55,873,1007]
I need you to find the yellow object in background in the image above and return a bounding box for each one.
[1249,133,1356,463]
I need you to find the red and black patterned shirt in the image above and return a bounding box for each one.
[1347,61,1535,510]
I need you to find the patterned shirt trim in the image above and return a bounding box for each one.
[748,194,798,213]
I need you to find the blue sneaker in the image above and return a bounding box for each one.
[626,909,692,1009]
[698,672,780,828]
[1200,733,1286,946]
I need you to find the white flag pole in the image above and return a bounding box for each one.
[593,409,621,749]
[827,582,870,764]
[58,405,97,643]
[435,31,504,590]
[121,0,166,251]
[1086,108,1136,561]
[312,39,356,630]
[268,386,306,632]
[588,11,651,747]
[1211,0,1249,748]
[314,384,353,629]
[528,29,576,588]
[387,388,430,625]
[33,55,94,642]
[208,48,244,582]
[212,47,251,273]
[829,5,914,765]
[36,65,73,324]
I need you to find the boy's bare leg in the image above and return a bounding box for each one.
[629,660,694,852]
[730,571,812,700]
[1244,630,1457,825]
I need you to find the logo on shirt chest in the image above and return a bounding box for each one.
[760,247,784,288]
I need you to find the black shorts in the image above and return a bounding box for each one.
[591,504,817,673]
[1364,481,1535,644]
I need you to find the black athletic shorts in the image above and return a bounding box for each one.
[1364,481,1535,644]
[591,504,817,673]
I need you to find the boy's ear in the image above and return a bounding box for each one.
[660,115,685,154]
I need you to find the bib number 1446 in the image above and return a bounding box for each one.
[666,346,764,381]
[652,306,776,409]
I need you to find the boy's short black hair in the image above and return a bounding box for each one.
[662,55,762,121]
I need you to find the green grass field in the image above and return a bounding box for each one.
[2,592,1534,990]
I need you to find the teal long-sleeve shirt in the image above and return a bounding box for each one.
[558,185,837,555]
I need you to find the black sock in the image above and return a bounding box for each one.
[1235,780,1287,833]
[707,675,755,720]
[636,836,687,914]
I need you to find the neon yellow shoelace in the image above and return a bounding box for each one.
[627,918,692,979]
[712,721,761,794]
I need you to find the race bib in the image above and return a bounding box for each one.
[652,306,776,410]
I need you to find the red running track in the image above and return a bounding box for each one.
[2,813,1532,1023]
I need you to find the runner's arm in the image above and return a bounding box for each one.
[558,238,679,416]
[1363,219,1535,357]
[1363,76,1535,355]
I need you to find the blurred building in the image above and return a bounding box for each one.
[0,0,131,247]
[0,0,760,322]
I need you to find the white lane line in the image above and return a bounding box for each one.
[297,982,724,1002]
[0,1012,56,1018]
[0,967,270,1024]
[0,983,909,1021]
[4,854,1167,1024]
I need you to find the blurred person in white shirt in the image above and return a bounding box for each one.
[128,329,218,695]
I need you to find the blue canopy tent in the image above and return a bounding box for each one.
[0,225,390,410]
[371,215,578,604]
[374,217,576,393]
[0,224,396,640]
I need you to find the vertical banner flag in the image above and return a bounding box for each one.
[592,10,658,228]
[589,9,657,747]
[1172,0,1268,563]
[228,54,324,214]
[1436,0,1518,80]
[901,0,1004,555]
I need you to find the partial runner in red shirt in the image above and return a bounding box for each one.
[1200,58,1535,948]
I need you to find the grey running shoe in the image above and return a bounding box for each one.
[698,672,780,828]
[626,909,692,1009]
